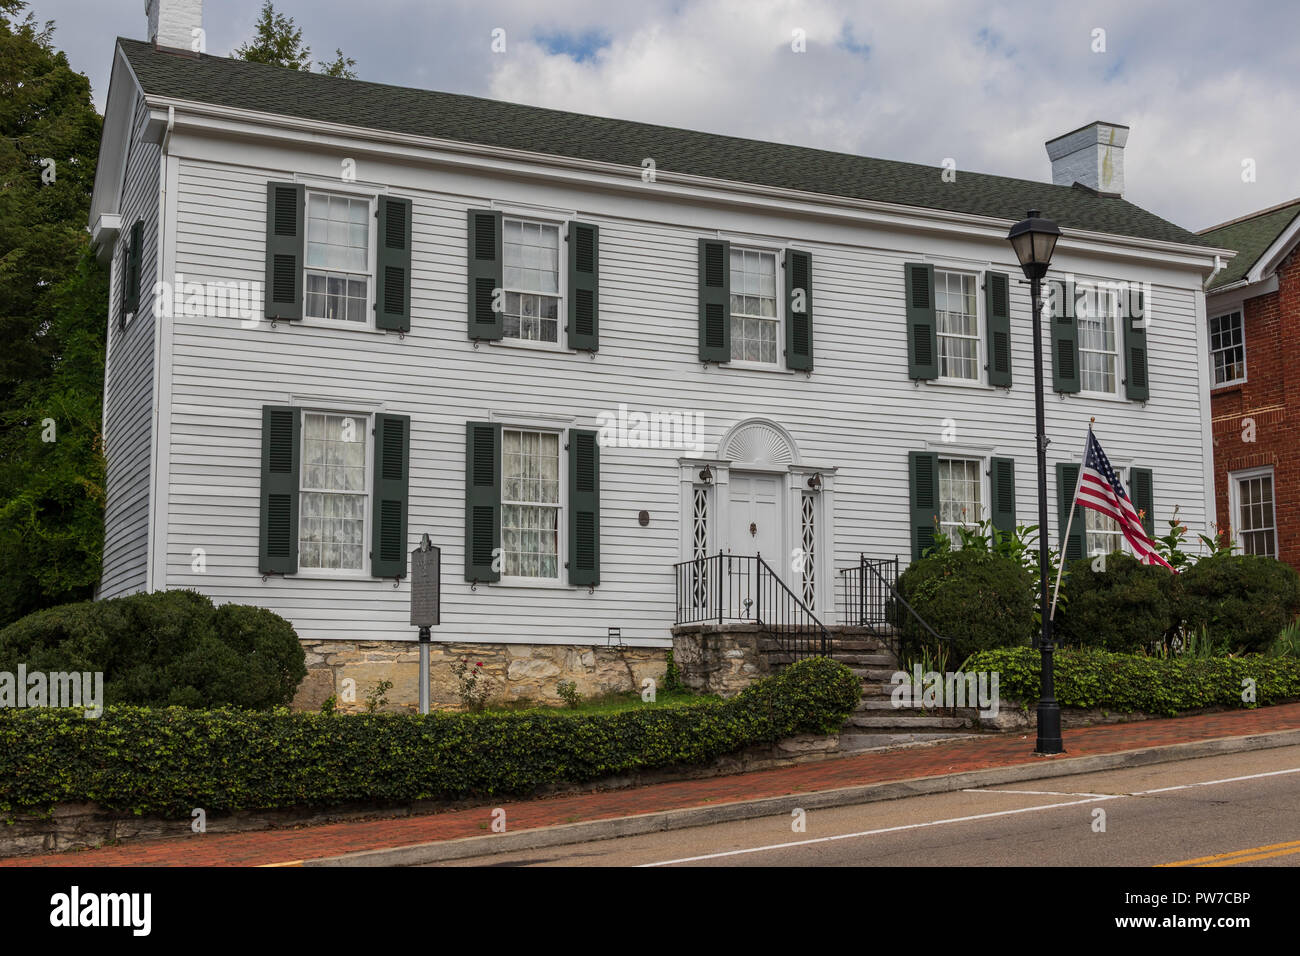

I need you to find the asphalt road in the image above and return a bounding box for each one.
[431,745,1300,867]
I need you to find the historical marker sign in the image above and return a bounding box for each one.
[410,535,441,629]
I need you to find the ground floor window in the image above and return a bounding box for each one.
[1233,469,1277,557]
[299,411,369,571]
[939,457,983,540]
[501,428,561,578]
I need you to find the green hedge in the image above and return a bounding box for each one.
[964,647,1300,716]
[0,656,859,818]
[0,590,306,709]
[1055,553,1177,653]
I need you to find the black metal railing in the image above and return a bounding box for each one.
[836,554,948,657]
[673,551,829,659]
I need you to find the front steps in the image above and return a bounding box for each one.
[762,627,987,751]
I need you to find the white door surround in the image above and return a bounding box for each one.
[677,417,837,619]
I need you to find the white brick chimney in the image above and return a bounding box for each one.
[146,0,204,54]
[1045,121,1129,197]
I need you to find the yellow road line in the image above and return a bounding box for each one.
[1202,845,1300,867]
[1159,839,1300,867]
[258,860,304,867]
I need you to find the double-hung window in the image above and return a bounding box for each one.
[501,428,562,579]
[298,411,369,573]
[729,247,780,364]
[1085,508,1124,557]
[936,271,979,380]
[1079,285,1122,395]
[304,192,373,324]
[1209,311,1245,386]
[1232,468,1277,557]
[502,218,561,344]
[939,457,983,540]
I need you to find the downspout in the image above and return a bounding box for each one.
[147,104,175,593]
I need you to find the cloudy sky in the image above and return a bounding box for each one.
[27,0,1300,232]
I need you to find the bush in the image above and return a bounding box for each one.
[1055,553,1177,653]
[0,590,305,709]
[1179,555,1300,654]
[896,549,1036,663]
[0,656,859,817]
[966,646,1300,716]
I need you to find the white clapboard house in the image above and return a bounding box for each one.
[89,2,1226,676]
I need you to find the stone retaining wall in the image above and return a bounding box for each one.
[290,639,668,712]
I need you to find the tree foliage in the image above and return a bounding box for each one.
[233,1,357,78]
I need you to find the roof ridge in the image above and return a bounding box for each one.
[1198,198,1300,236]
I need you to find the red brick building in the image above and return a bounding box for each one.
[1199,200,1300,567]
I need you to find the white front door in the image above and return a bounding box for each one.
[728,472,783,567]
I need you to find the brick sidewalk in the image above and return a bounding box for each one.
[8,703,1300,867]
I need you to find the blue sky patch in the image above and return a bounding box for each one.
[534,29,611,64]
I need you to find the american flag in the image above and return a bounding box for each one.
[1075,429,1174,571]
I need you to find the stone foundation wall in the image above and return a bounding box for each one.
[290,640,668,712]
[670,624,771,697]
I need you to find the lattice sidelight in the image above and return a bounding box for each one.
[800,493,816,608]
[691,486,709,611]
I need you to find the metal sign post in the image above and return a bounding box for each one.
[410,533,441,715]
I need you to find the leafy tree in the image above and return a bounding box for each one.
[0,1,105,626]
[233,1,357,77]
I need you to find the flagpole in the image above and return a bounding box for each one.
[1049,418,1091,621]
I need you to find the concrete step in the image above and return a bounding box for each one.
[851,666,903,681]
[837,732,974,752]
[830,652,896,667]
[823,638,892,652]
[855,699,984,714]
[844,713,977,730]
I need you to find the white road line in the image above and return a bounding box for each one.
[965,788,1112,797]
[639,765,1300,867]
[638,795,1126,867]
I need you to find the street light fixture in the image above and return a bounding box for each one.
[1007,209,1064,756]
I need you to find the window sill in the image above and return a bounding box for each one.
[928,377,997,391]
[493,576,571,590]
[285,318,389,335]
[493,337,567,354]
[1075,390,1131,404]
[1211,380,1246,395]
[286,571,381,582]
[717,360,795,375]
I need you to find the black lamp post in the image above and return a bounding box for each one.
[1007,210,1064,756]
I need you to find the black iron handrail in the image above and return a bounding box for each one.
[673,551,829,659]
[836,554,949,650]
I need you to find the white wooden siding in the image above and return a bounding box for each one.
[153,137,1212,647]
[99,97,158,599]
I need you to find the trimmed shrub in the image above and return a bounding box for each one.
[1179,555,1300,654]
[896,549,1036,663]
[0,656,859,817]
[0,590,305,709]
[965,646,1300,716]
[1055,553,1177,653]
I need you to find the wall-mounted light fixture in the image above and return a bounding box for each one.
[806,472,823,491]
[698,464,714,484]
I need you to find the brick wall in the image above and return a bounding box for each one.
[1209,247,1300,568]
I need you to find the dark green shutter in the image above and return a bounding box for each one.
[1056,462,1085,563]
[1123,284,1150,401]
[905,263,937,380]
[259,405,300,574]
[467,209,503,341]
[990,456,1016,542]
[376,197,412,332]
[371,414,410,578]
[1047,278,1080,393]
[908,451,939,562]
[698,238,730,363]
[1130,467,1155,538]
[984,271,1012,386]
[567,221,599,351]
[122,219,143,320]
[264,182,304,321]
[465,421,501,582]
[785,249,813,370]
[568,429,600,587]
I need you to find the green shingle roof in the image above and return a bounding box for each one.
[119,38,1211,247]
[1199,200,1300,290]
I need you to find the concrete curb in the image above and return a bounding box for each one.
[303,727,1300,867]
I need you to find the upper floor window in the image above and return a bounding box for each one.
[939,456,983,539]
[1233,468,1276,557]
[305,192,372,324]
[502,218,561,344]
[729,247,779,364]
[936,271,979,380]
[1079,286,1122,395]
[501,428,561,579]
[299,411,369,573]
[1209,311,1245,386]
